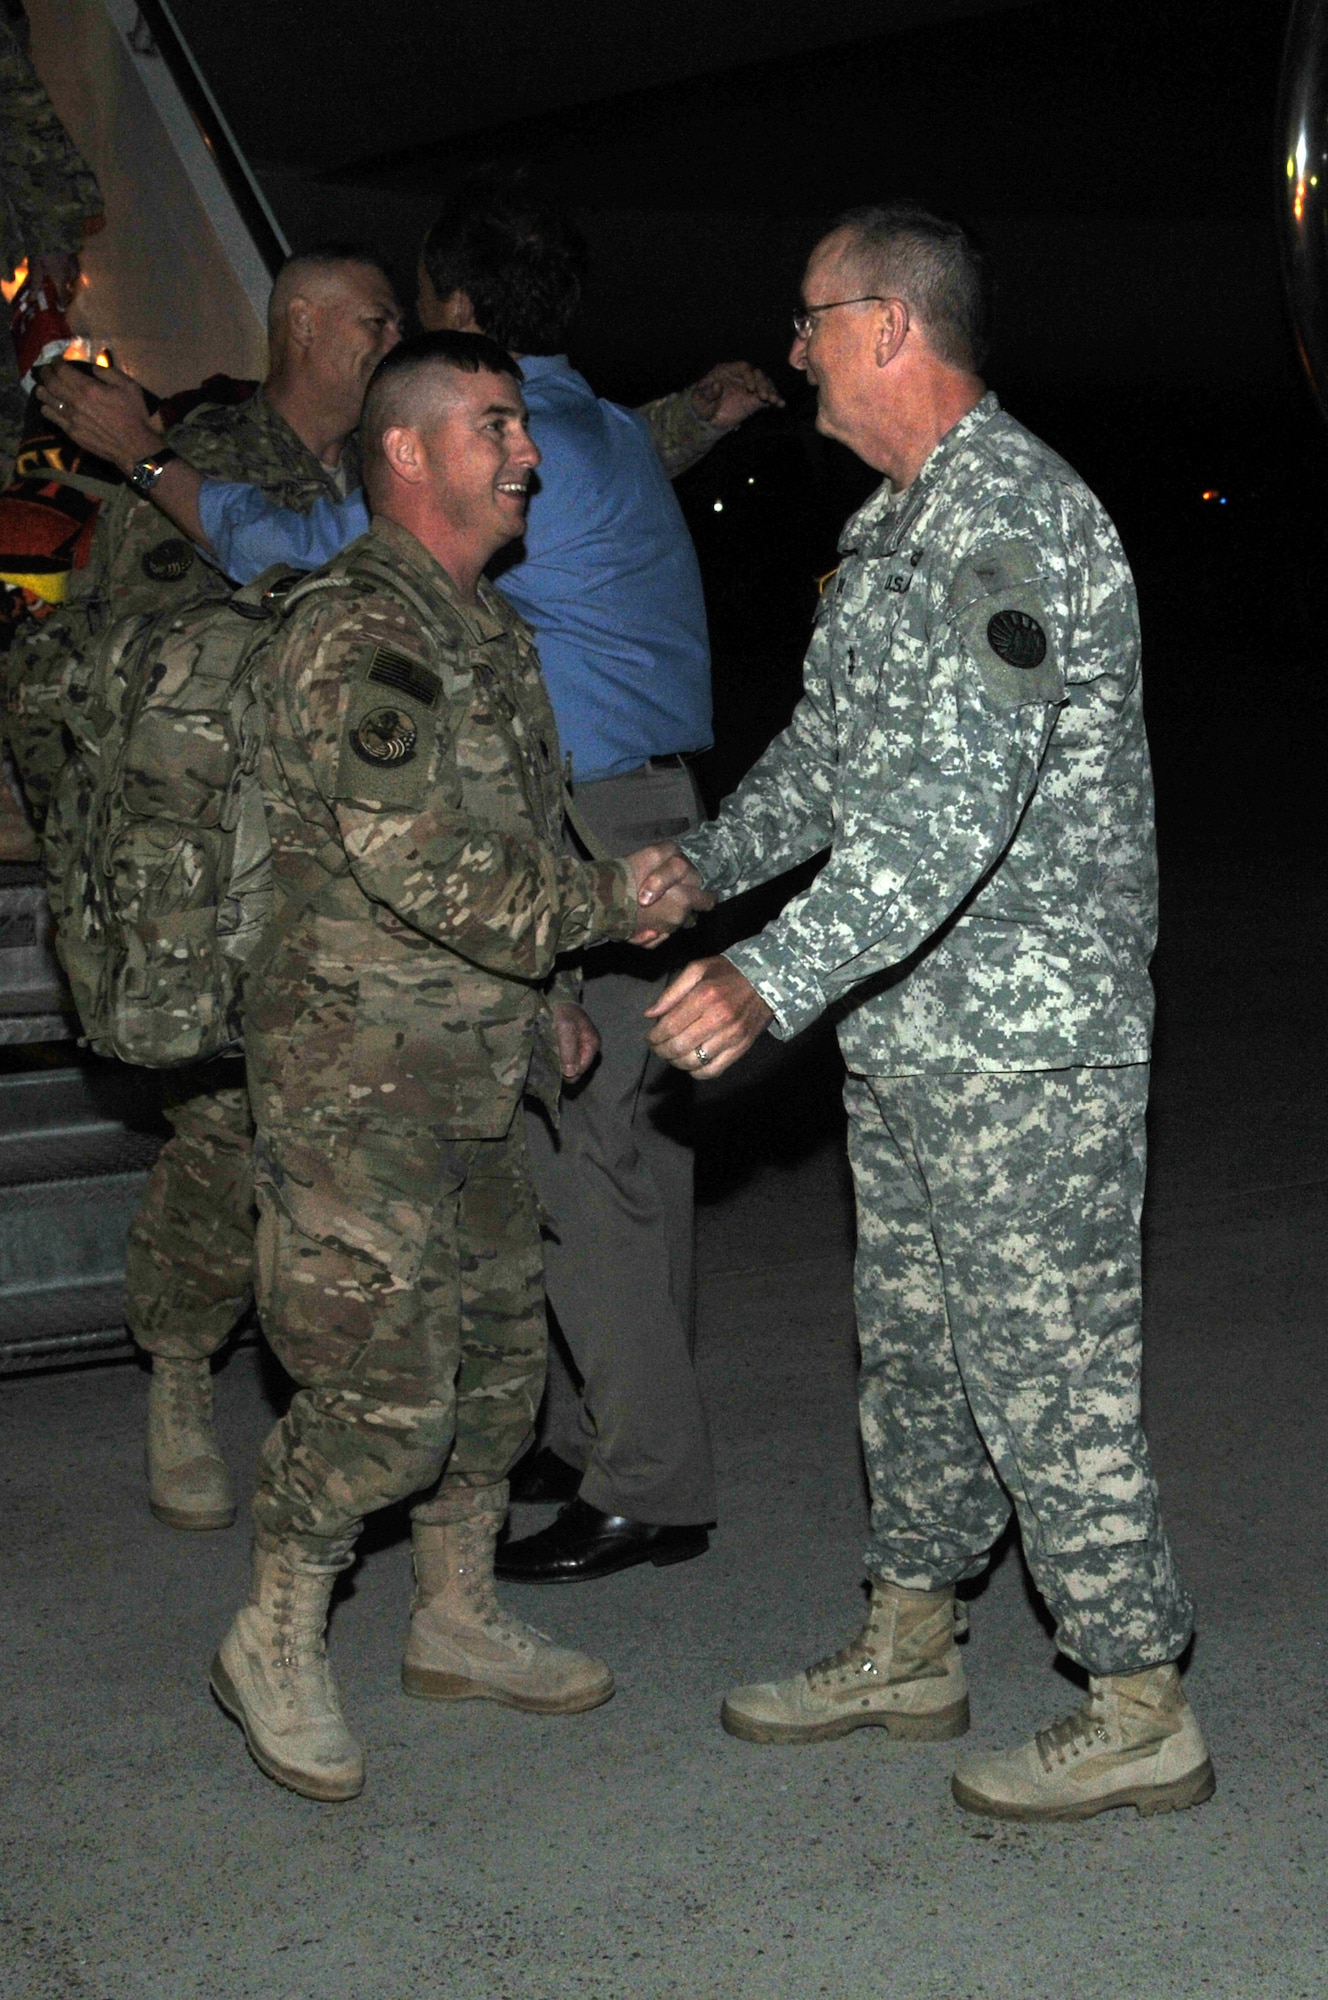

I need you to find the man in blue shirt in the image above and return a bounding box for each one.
[44,175,779,1580]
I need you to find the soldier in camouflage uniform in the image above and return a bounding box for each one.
[0,8,102,483]
[642,205,1213,1823]
[7,250,403,1536]
[209,331,707,1801]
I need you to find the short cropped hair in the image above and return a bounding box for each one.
[359,330,523,478]
[267,246,393,336]
[830,204,988,371]
[420,169,589,355]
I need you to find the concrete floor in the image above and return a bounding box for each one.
[2,857,1326,2000]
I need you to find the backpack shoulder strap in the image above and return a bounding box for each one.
[344,548,461,700]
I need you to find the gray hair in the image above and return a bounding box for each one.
[830,203,988,371]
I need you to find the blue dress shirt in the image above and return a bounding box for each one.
[196,353,713,782]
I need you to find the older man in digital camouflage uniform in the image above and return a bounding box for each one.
[211,330,707,1801]
[641,203,1212,1824]
[9,249,404,1535]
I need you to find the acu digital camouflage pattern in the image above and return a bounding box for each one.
[848,1067,1193,1675]
[245,515,638,1551]
[682,392,1157,1077]
[0,16,102,479]
[685,394,1189,1670]
[6,388,349,824]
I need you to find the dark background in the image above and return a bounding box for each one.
[173,0,1326,875]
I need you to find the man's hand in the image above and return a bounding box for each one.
[644,955,774,1077]
[36,358,162,472]
[691,361,784,432]
[552,1000,600,1082]
[623,840,714,947]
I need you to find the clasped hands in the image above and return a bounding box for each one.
[625,841,775,1079]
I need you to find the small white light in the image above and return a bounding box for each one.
[713,500,724,512]
[747,477,755,485]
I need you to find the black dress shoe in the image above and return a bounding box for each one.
[494,1496,710,1584]
[508,1446,584,1505]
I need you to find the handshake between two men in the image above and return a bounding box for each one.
[549,840,774,1086]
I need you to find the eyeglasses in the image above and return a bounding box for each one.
[791,296,886,339]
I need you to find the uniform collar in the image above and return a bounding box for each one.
[840,390,1002,554]
[369,516,515,642]
[253,387,361,492]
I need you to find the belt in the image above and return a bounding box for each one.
[575,751,702,786]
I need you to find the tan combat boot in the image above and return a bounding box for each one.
[146,1356,235,1531]
[721,1578,969,1744]
[951,1663,1215,1822]
[402,1483,614,1715]
[210,1535,364,1802]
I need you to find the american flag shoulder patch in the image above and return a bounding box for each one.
[367,646,442,709]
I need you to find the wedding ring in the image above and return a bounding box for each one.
[694,1043,712,1065]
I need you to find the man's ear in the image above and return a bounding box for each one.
[874,298,910,368]
[440,288,480,333]
[286,294,317,350]
[382,424,425,484]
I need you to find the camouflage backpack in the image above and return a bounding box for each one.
[46,563,346,1065]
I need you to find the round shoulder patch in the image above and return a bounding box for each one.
[141,538,194,583]
[986,607,1047,670]
[349,706,418,767]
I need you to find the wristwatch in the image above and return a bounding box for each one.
[127,446,179,495]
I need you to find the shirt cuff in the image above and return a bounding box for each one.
[723,935,828,1042]
[677,825,733,895]
[195,477,232,552]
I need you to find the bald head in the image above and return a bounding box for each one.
[262,252,403,462]
[267,251,392,341]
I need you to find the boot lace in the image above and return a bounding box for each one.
[1035,1697,1111,1772]
[808,1628,880,1686]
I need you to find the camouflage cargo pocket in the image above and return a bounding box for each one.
[254,1116,467,1294]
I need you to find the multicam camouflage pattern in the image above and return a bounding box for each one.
[14,391,354,1366]
[847,1066,1193,1675]
[638,386,726,480]
[126,1062,255,1362]
[251,1116,545,1553]
[245,514,638,1552]
[0,20,101,285]
[6,390,345,825]
[0,17,103,479]
[682,393,1156,1075]
[46,565,346,1067]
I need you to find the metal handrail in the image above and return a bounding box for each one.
[130,0,288,277]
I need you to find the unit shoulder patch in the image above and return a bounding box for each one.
[349,706,419,767]
[141,538,194,583]
[948,543,1065,709]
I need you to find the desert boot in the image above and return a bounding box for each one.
[146,1356,235,1531]
[403,1482,613,1715]
[951,1664,1215,1822]
[210,1534,364,1802]
[721,1578,969,1744]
